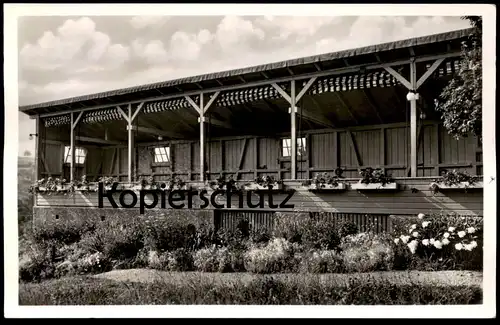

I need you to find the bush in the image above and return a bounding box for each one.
[392,213,483,271]
[244,238,301,273]
[31,219,95,246]
[340,233,394,273]
[148,248,194,272]
[79,218,144,260]
[193,246,246,273]
[299,250,344,273]
[19,244,55,282]
[272,213,309,243]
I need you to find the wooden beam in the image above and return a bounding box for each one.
[130,102,145,122]
[296,77,317,102]
[254,138,258,179]
[383,67,412,90]
[70,113,76,182]
[409,60,418,177]
[271,83,292,104]
[185,95,201,114]
[293,106,333,129]
[76,136,124,145]
[290,80,297,180]
[416,58,445,89]
[203,91,220,114]
[362,89,384,124]
[334,92,358,125]
[347,130,363,167]
[235,138,248,180]
[309,96,336,128]
[108,148,116,175]
[199,116,232,129]
[129,125,184,139]
[127,103,135,183]
[38,51,462,119]
[116,105,130,123]
[313,63,322,71]
[71,111,84,129]
[199,95,205,182]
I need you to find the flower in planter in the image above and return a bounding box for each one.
[448,227,456,233]
[407,240,418,254]
[442,238,450,246]
[467,227,476,234]
[422,221,431,228]
[443,232,450,238]
[412,231,419,238]
[455,243,463,251]
[458,231,466,238]
[418,213,425,219]
[422,239,430,246]
[400,235,411,244]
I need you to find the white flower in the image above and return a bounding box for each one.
[433,240,443,249]
[412,231,419,237]
[422,221,431,228]
[407,240,419,254]
[417,213,425,220]
[430,238,435,244]
[443,232,450,238]
[409,224,417,232]
[448,227,456,233]
[467,227,476,234]
[400,235,411,244]
[394,238,400,245]
[442,238,450,246]
[455,243,463,251]
[470,241,478,248]
[458,231,466,238]
[464,244,473,251]
[422,239,430,246]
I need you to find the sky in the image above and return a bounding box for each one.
[17,15,471,155]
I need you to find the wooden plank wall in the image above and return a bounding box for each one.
[39,122,482,180]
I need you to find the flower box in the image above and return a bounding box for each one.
[77,185,90,191]
[243,182,283,191]
[351,182,398,191]
[307,182,347,191]
[38,186,48,192]
[429,181,483,191]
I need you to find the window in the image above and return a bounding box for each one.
[154,146,170,163]
[64,146,87,165]
[282,137,306,157]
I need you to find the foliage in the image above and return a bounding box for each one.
[253,175,283,189]
[434,16,482,142]
[340,233,395,273]
[308,170,344,188]
[392,212,483,271]
[19,275,483,305]
[359,167,394,185]
[193,246,245,273]
[299,250,344,273]
[243,238,302,273]
[98,176,118,187]
[209,174,236,190]
[437,169,480,186]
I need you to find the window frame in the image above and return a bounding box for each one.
[63,146,87,166]
[151,145,171,167]
[280,136,307,160]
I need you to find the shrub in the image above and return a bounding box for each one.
[272,213,310,243]
[148,248,194,272]
[31,219,95,246]
[340,233,394,273]
[142,215,202,252]
[79,218,144,260]
[299,250,344,273]
[19,244,55,282]
[244,238,301,273]
[392,213,483,271]
[193,246,246,273]
[301,218,340,250]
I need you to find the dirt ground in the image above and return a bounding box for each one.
[93,269,483,287]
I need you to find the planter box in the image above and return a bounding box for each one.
[351,182,398,191]
[243,182,283,191]
[430,181,483,191]
[308,182,347,191]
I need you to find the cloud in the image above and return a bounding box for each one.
[215,16,265,52]
[19,17,130,73]
[132,39,169,65]
[129,16,170,29]
[255,16,342,42]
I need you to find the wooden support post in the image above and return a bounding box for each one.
[410,60,418,178]
[34,116,41,181]
[127,105,134,183]
[290,80,297,180]
[199,95,205,182]
[70,113,75,182]
[254,138,258,179]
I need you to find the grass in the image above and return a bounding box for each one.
[19,271,483,305]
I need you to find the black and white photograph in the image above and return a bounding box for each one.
[4,3,496,318]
